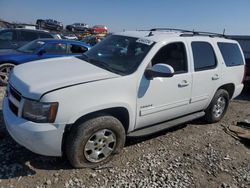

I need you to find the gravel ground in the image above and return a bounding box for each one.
[0,87,250,188]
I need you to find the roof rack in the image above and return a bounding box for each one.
[149,28,226,38]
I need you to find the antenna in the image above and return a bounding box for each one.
[223,28,226,35]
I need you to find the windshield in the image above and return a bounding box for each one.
[78,35,154,75]
[18,40,45,53]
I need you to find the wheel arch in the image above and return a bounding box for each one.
[217,83,235,99]
[62,107,130,155]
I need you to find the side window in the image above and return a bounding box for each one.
[152,42,188,73]
[39,33,53,39]
[0,31,14,41]
[19,31,38,41]
[192,42,217,71]
[218,42,244,66]
[44,43,67,54]
[68,44,88,54]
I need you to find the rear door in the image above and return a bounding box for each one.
[188,40,221,112]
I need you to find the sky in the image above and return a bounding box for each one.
[0,0,250,35]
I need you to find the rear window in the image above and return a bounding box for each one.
[218,42,244,66]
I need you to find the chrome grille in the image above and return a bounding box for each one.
[8,85,22,116]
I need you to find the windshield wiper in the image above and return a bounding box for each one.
[88,58,122,75]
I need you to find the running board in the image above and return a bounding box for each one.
[128,111,205,137]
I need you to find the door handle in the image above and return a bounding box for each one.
[178,80,189,87]
[212,74,219,80]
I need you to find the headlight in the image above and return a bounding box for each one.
[22,99,58,123]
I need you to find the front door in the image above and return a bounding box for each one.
[136,42,192,129]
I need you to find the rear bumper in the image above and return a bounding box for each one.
[3,97,65,156]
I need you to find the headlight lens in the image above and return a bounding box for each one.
[22,99,58,123]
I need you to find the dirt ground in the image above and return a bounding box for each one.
[0,87,249,188]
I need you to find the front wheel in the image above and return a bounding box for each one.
[204,89,229,123]
[0,63,15,86]
[66,115,126,168]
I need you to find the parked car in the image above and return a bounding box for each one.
[3,29,245,168]
[0,28,54,49]
[0,39,91,85]
[36,19,63,31]
[62,34,78,40]
[89,25,108,34]
[66,23,89,32]
[227,35,250,85]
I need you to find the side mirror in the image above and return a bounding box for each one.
[145,64,174,79]
[38,49,46,56]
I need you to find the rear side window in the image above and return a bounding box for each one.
[68,44,88,54]
[218,42,244,66]
[19,31,38,41]
[39,32,53,39]
[192,42,217,71]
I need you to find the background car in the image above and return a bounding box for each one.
[228,35,250,85]
[62,33,78,40]
[36,19,63,31]
[66,23,89,32]
[0,28,54,49]
[0,39,91,85]
[88,25,108,34]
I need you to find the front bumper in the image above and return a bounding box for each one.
[3,97,65,156]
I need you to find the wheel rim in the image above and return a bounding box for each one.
[84,129,116,163]
[0,65,14,84]
[212,96,226,118]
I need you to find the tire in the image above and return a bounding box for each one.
[204,89,229,123]
[66,115,126,168]
[0,63,15,86]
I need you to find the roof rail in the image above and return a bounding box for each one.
[150,28,193,33]
[149,28,226,38]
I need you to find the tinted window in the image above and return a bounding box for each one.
[69,44,88,53]
[44,43,67,54]
[192,42,217,71]
[0,31,14,41]
[218,42,244,66]
[152,42,187,73]
[19,31,38,41]
[235,39,250,59]
[39,32,53,39]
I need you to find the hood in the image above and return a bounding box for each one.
[9,56,120,100]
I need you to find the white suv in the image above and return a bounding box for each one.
[3,29,245,168]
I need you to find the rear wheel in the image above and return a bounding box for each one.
[0,63,15,86]
[205,89,229,123]
[66,115,125,168]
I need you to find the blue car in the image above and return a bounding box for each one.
[0,39,91,85]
